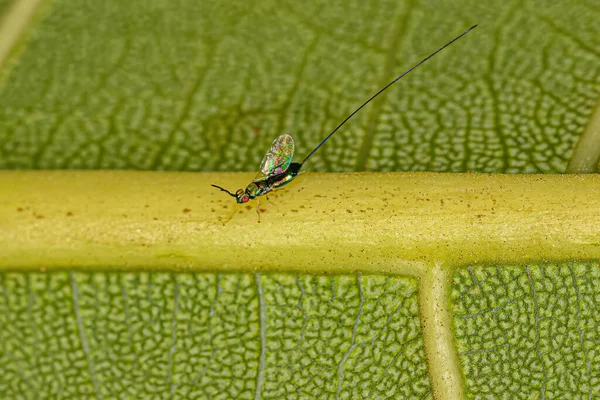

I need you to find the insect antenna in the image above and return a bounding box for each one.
[211,184,237,198]
[300,24,477,166]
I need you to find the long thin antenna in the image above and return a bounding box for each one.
[300,24,477,166]
[211,184,237,197]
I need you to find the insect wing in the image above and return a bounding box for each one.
[253,134,295,182]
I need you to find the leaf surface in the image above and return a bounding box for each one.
[452,263,600,398]
[0,0,599,172]
[0,272,431,399]
[1,1,600,399]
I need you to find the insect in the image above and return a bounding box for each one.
[212,25,477,220]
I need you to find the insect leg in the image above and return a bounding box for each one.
[255,197,261,223]
[265,194,278,210]
[219,206,238,226]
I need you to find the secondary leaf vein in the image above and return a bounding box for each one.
[70,272,103,400]
[254,273,267,400]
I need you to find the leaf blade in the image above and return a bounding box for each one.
[0,1,598,172]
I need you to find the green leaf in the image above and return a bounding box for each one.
[3,171,600,398]
[0,272,432,399]
[0,0,598,172]
[1,0,599,399]
[451,263,600,398]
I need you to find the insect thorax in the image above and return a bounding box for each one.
[247,163,302,198]
[245,182,260,198]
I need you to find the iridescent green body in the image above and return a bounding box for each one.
[245,162,302,200]
[210,134,300,206]
[222,134,299,204]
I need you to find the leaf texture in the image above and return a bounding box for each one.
[452,262,600,398]
[0,1,598,172]
[0,272,431,399]
[1,1,600,399]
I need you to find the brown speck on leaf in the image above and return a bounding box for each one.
[299,205,305,209]
[211,208,216,212]
[348,252,353,257]
[291,209,299,213]
[440,199,445,205]
[222,205,228,209]
[145,205,149,208]
[245,205,252,210]
[259,208,267,213]
[183,208,191,213]
[252,126,261,135]
[346,210,352,213]
[36,215,44,219]
[17,207,23,212]
[468,170,472,174]
[66,211,73,216]
[153,217,158,221]
[122,214,128,218]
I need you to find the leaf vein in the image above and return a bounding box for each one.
[335,273,364,399]
[254,273,267,400]
[70,272,103,400]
